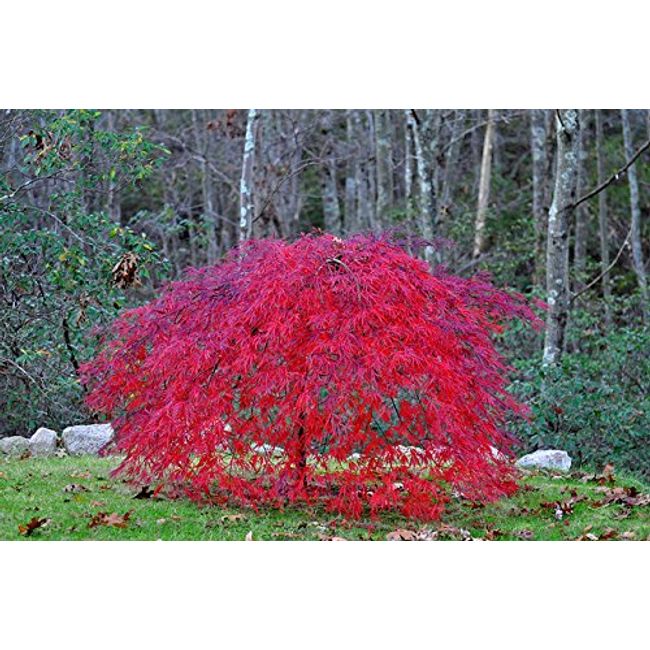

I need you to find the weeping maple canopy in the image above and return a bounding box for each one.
[81,233,540,520]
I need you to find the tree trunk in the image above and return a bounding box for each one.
[531,109,548,286]
[595,110,612,329]
[621,109,649,321]
[573,110,589,288]
[374,109,393,224]
[473,109,495,258]
[239,108,259,244]
[404,111,413,211]
[406,110,434,262]
[320,110,342,234]
[543,110,580,366]
[344,111,357,231]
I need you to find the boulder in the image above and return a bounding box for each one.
[0,436,30,456]
[62,423,114,456]
[29,427,58,457]
[516,449,572,472]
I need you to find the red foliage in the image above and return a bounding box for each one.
[81,233,541,521]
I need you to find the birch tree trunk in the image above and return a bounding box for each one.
[543,110,580,366]
[239,108,259,244]
[472,109,495,258]
[595,110,612,328]
[531,109,548,286]
[406,110,434,262]
[621,109,649,321]
[404,111,412,209]
[374,109,393,223]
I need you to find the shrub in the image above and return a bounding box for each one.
[81,233,539,520]
[510,325,650,479]
[0,110,166,436]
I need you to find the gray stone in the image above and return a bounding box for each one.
[251,443,284,456]
[62,423,114,456]
[29,427,58,457]
[516,449,572,472]
[0,436,30,456]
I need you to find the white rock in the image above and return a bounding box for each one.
[0,436,30,456]
[62,423,114,456]
[490,446,508,461]
[29,427,58,457]
[348,452,361,461]
[251,443,284,456]
[516,449,572,472]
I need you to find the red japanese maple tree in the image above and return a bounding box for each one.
[81,233,540,520]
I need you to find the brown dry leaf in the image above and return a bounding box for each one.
[18,517,50,536]
[0,471,6,478]
[221,514,245,524]
[90,500,106,508]
[88,511,132,529]
[244,530,253,541]
[516,529,535,540]
[386,528,418,541]
[601,463,616,483]
[70,470,92,480]
[621,531,636,540]
[594,486,650,507]
[170,514,182,522]
[600,528,618,540]
[111,252,140,288]
[329,536,347,541]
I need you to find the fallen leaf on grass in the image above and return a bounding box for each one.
[245,530,253,541]
[386,528,418,541]
[69,470,92,480]
[621,531,636,540]
[594,486,650,507]
[221,514,245,524]
[88,511,132,529]
[63,483,89,494]
[18,517,50,536]
[90,500,106,508]
[516,529,535,540]
[601,463,616,484]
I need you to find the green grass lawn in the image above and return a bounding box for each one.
[1,455,648,541]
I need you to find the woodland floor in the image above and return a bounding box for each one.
[1,456,648,541]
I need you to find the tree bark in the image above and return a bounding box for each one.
[543,110,580,366]
[344,111,357,231]
[320,110,342,234]
[573,110,589,288]
[374,109,393,223]
[531,109,549,286]
[621,109,649,321]
[406,110,434,262]
[594,110,612,329]
[239,108,259,244]
[473,109,495,258]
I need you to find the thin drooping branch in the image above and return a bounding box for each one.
[570,228,631,304]
[572,137,650,210]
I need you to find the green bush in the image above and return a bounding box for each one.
[510,325,650,478]
[0,110,167,436]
